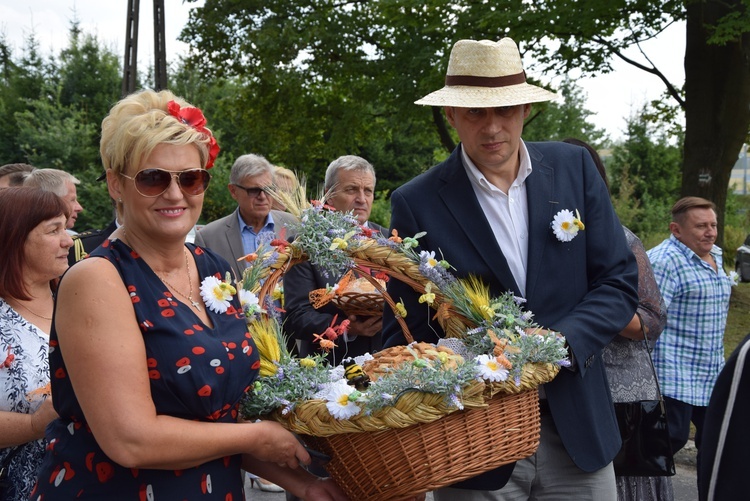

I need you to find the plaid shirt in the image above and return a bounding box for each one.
[647,235,732,406]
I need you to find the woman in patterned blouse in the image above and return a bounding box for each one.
[0,187,73,501]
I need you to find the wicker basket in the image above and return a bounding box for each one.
[329,291,384,317]
[309,270,386,317]
[303,389,540,501]
[253,241,556,499]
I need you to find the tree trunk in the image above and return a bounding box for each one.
[431,106,456,152]
[683,0,750,247]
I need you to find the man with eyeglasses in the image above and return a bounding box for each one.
[195,153,297,279]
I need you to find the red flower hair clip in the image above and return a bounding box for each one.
[167,100,220,168]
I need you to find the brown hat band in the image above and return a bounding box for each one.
[445,71,526,88]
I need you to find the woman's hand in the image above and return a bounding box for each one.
[248,421,310,469]
[30,397,58,439]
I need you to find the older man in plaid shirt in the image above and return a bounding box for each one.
[647,196,733,457]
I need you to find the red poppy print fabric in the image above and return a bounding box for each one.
[32,241,258,499]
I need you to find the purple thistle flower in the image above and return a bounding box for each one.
[450,394,463,410]
[513,295,527,305]
[376,237,400,249]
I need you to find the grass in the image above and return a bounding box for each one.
[725,282,750,357]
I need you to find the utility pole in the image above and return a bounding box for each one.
[153,0,167,91]
[122,0,167,98]
[122,0,139,97]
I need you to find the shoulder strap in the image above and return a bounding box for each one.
[74,236,87,262]
[637,313,664,402]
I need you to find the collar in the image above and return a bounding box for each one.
[461,140,533,194]
[238,210,274,233]
[669,234,722,261]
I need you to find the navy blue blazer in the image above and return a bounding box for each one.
[382,142,638,489]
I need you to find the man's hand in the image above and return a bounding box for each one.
[346,315,382,337]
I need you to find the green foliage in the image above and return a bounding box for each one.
[722,193,750,265]
[726,284,750,359]
[15,98,99,170]
[609,165,642,229]
[523,78,607,144]
[609,104,682,211]
[0,21,121,231]
[369,189,392,229]
[58,23,121,123]
[200,159,235,225]
[5,0,745,244]
[75,170,114,231]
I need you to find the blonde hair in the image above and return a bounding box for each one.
[100,89,213,177]
[274,165,298,190]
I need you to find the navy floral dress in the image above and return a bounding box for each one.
[32,239,260,500]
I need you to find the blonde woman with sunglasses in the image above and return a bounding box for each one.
[32,89,347,501]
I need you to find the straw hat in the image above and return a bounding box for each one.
[416,38,558,108]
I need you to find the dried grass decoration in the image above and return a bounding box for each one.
[236,190,570,500]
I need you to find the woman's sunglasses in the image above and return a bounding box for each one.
[119,168,211,197]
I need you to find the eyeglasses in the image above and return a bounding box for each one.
[233,184,269,198]
[120,169,211,197]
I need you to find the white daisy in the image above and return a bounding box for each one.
[325,380,362,420]
[200,276,236,314]
[551,209,583,242]
[238,289,262,317]
[476,354,509,382]
[419,250,438,268]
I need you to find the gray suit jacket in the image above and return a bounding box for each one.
[194,207,298,279]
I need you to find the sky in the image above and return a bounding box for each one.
[0,1,685,142]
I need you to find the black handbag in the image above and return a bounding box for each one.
[612,317,676,477]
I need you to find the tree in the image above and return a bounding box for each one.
[58,21,121,125]
[0,21,123,230]
[181,0,749,243]
[522,78,607,145]
[610,104,683,203]
[608,104,683,235]
[0,30,52,163]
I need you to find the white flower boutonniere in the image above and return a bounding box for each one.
[551,209,585,242]
[729,270,740,286]
[199,274,237,313]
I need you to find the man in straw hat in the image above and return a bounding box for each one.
[382,38,638,500]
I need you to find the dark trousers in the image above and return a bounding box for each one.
[664,396,706,453]
[664,395,706,493]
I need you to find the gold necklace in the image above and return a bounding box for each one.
[122,230,202,312]
[157,248,203,312]
[11,298,53,320]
